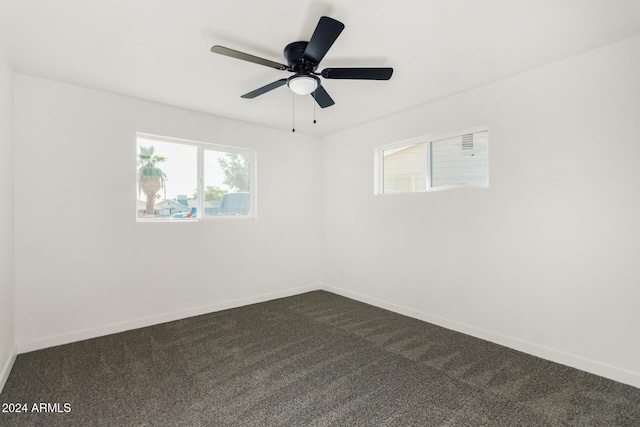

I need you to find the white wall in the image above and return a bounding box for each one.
[14,75,324,351]
[0,44,16,391]
[323,35,640,388]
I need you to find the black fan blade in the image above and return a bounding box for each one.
[241,79,288,99]
[211,45,287,70]
[321,68,394,80]
[303,16,345,64]
[310,85,335,108]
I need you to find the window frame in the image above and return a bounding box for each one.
[136,132,257,222]
[375,125,489,195]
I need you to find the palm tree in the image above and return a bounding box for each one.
[137,146,167,216]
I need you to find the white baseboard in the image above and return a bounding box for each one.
[0,345,17,394]
[321,283,640,390]
[16,283,322,354]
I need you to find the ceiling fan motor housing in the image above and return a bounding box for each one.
[284,41,318,73]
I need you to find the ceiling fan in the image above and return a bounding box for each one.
[210,16,393,108]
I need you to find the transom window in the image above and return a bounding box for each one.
[377,127,488,194]
[136,133,256,221]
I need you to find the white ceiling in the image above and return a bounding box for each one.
[2,0,640,136]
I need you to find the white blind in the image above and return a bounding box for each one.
[430,130,488,188]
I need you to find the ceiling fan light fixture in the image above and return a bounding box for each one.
[211,16,391,109]
[287,75,319,95]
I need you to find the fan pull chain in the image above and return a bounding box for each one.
[313,90,317,124]
[292,92,295,133]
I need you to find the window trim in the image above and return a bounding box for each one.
[375,125,489,195]
[136,132,257,222]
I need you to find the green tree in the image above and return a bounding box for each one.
[137,146,167,216]
[219,153,249,192]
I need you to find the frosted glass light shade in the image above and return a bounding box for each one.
[288,75,319,95]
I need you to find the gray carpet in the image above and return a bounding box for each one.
[1,290,639,426]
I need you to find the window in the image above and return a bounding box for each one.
[377,127,488,193]
[136,133,256,220]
